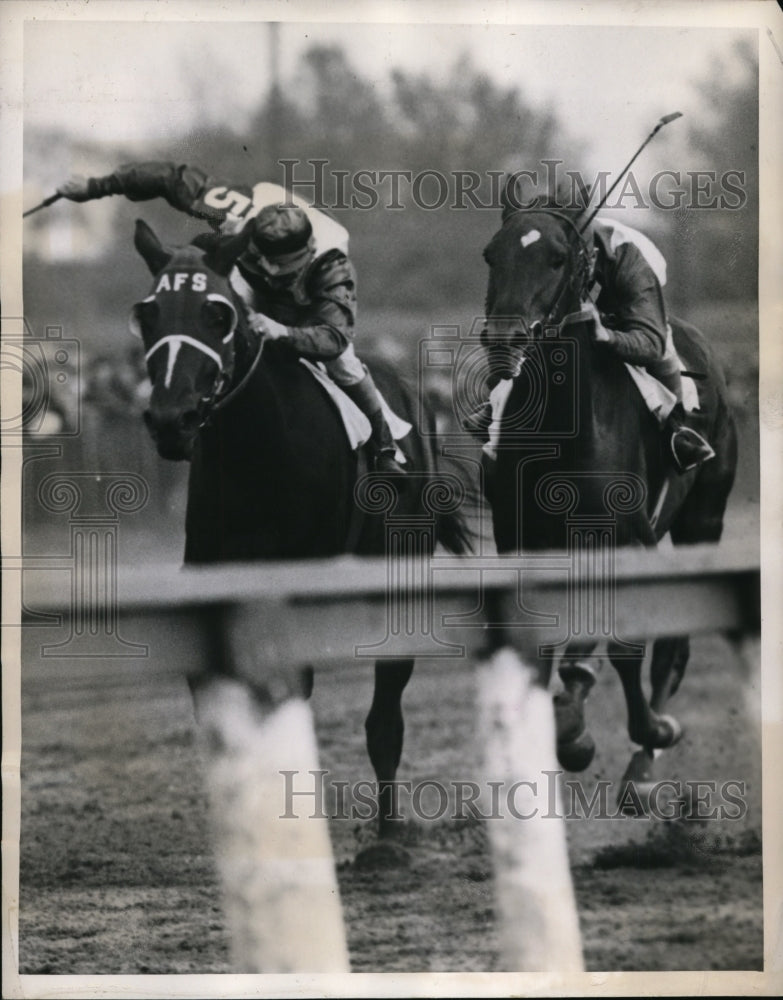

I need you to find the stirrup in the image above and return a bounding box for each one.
[670,426,716,474]
[374,450,407,476]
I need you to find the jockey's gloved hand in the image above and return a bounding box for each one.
[218,213,246,236]
[57,175,92,202]
[582,301,612,344]
[248,311,289,341]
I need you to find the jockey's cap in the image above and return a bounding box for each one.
[246,203,315,275]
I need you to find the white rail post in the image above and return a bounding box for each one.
[193,676,350,973]
[477,646,584,972]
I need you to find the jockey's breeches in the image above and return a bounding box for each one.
[646,323,682,401]
[323,343,367,387]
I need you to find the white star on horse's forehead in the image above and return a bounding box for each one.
[520,229,542,249]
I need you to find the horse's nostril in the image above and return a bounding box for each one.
[181,410,201,432]
[144,407,199,436]
[508,326,528,346]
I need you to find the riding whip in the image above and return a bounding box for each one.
[578,112,683,233]
[23,192,62,218]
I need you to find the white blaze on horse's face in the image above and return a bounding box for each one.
[484,214,573,345]
[520,229,541,249]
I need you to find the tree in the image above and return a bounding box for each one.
[391,53,567,175]
[669,37,758,304]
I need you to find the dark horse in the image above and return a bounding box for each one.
[130,218,471,837]
[481,194,737,787]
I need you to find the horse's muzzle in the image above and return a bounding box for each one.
[483,317,542,348]
[143,408,201,461]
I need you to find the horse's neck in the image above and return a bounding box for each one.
[547,316,662,498]
[566,320,594,452]
[201,294,279,444]
[233,345,286,430]
[533,320,595,452]
[524,317,640,464]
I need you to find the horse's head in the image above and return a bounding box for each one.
[482,184,595,376]
[130,220,249,460]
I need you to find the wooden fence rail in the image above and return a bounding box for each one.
[20,541,761,973]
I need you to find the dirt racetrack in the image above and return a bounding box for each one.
[19,611,762,975]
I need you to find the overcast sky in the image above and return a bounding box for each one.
[23,18,754,176]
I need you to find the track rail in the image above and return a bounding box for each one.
[17,542,761,973]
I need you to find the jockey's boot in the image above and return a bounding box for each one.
[666,403,715,474]
[462,401,493,441]
[342,372,406,476]
[368,410,406,476]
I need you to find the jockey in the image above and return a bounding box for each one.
[57,163,406,475]
[465,216,715,474]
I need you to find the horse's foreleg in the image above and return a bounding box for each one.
[608,642,680,749]
[649,636,689,715]
[365,658,415,837]
[556,644,599,740]
[555,643,599,771]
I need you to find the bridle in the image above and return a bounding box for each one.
[497,208,596,336]
[211,317,266,416]
[131,288,266,430]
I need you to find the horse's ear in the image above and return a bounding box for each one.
[134,219,172,275]
[205,220,254,277]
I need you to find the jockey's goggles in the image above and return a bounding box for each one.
[242,237,316,277]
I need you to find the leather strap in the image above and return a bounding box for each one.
[344,446,369,553]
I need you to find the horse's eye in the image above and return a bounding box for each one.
[201,300,232,333]
[550,255,566,269]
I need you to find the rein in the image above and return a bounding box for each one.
[212,320,266,414]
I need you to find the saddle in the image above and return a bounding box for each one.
[299,359,411,463]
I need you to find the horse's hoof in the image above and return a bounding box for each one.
[557,729,596,772]
[629,714,684,750]
[621,747,655,785]
[656,714,683,748]
[553,691,586,745]
[353,840,412,871]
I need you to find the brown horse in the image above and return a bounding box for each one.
[481,194,737,788]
